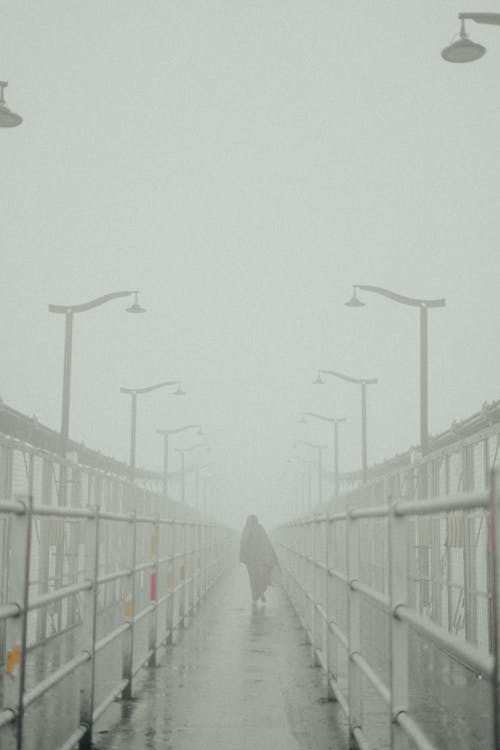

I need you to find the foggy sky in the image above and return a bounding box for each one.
[1,1,499,527]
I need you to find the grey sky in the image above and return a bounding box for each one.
[1,1,499,526]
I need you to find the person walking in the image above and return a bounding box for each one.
[239,515,279,605]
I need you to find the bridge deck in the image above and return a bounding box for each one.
[94,565,349,750]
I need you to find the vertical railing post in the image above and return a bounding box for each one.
[324,512,335,700]
[301,521,307,635]
[347,506,362,748]
[388,499,409,750]
[168,520,178,645]
[79,505,100,750]
[4,494,33,750]
[148,514,160,667]
[200,522,206,600]
[192,519,198,612]
[490,470,500,749]
[183,522,190,627]
[310,518,316,658]
[122,512,137,699]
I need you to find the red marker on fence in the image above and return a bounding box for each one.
[150,572,157,601]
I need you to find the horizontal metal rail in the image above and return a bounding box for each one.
[274,473,500,750]
[28,581,92,612]
[95,623,130,653]
[395,605,495,679]
[394,490,489,517]
[350,580,389,611]
[23,651,91,709]
[0,486,236,750]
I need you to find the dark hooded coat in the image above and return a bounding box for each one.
[239,521,278,569]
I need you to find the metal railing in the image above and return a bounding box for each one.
[0,430,235,750]
[274,473,500,750]
[0,495,234,750]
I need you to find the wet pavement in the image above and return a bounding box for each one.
[94,565,350,750]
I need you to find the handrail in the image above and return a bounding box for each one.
[273,470,500,750]
[0,486,236,750]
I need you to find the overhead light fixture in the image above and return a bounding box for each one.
[441,19,486,63]
[0,82,22,128]
[345,285,365,308]
[174,384,186,396]
[313,372,324,385]
[126,291,146,313]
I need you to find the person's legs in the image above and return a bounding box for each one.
[246,565,258,602]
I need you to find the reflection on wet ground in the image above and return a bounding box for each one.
[2,566,494,750]
[95,565,350,750]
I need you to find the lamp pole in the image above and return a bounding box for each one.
[295,440,328,505]
[300,412,346,497]
[120,380,185,482]
[345,284,445,455]
[175,442,210,505]
[314,369,377,483]
[49,291,146,501]
[156,424,203,499]
[287,456,314,512]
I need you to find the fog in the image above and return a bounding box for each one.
[1,1,499,529]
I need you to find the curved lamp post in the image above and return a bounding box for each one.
[0,81,22,127]
[156,424,203,498]
[345,284,445,454]
[299,412,346,497]
[175,442,210,505]
[314,369,378,483]
[287,455,315,512]
[120,379,185,481]
[49,290,146,462]
[442,13,500,62]
[294,439,328,505]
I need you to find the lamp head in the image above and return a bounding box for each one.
[441,19,486,63]
[174,384,186,396]
[197,426,204,435]
[298,414,307,424]
[345,285,365,308]
[0,82,22,128]
[126,291,146,314]
[313,372,324,385]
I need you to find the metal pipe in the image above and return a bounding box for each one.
[420,304,429,456]
[361,383,367,483]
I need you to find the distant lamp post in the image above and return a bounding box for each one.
[120,380,185,482]
[0,82,22,127]
[299,412,346,497]
[287,455,315,512]
[294,439,328,505]
[156,424,203,499]
[49,290,146,462]
[345,284,445,454]
[314,369,377,483]
[442,13,500,63]
[175,442,210,505]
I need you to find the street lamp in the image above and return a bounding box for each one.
[156,424,203,499]
[299,412,346,497]
[0,82,22,127]
[175,442,210,505]
[120,380,185,482]
[287,455,315,512]
[442,13,500,63]
[345,284,445,454]
[294,439,328,505]
[49,290,146,463]
[314,369,378,483]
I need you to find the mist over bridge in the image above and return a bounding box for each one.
[0,398,499,750]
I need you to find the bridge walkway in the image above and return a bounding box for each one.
[94,564,349,750]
